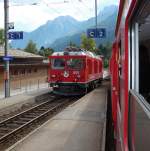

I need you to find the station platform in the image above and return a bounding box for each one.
[7,83,108,151]
[0,88,50,115]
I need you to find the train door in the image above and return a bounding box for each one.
[111,44,119,133]
[116,39,123,151]
[128,1,150,151]
[118,41,122,109]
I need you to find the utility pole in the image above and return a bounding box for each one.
[95,0,98,28]
[4,0,10,97]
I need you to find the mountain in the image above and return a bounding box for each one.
[50,5,118,51]
[11,5,118,49]
[11,16,82,48]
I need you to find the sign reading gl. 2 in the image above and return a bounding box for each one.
[87,28,106,38]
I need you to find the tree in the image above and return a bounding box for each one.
[0,28,4,47]
[69,41,77,47]
[81,34,96,52]
[98,42,112,59]
[38,46,54,57]
[24,40,37,54]
[97,44,106,55]
[98,42,112,68]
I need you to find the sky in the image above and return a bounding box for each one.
[0,0,119,32]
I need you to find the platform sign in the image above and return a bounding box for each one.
[3,56,13,61]
[96,28,106,38]
[87,28,106,38]
[8,31,23,40]
[87,28,97,38]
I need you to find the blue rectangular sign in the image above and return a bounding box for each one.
[87,28,106,38]
[8,31,23,40]
[96,28,106,38]
[3,56,13,61]
[87,28,97,38]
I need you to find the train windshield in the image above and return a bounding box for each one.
[67,58,84,70]
[51,58,65,69]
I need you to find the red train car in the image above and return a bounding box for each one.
[48,47,103,95]
[110,0,150,151]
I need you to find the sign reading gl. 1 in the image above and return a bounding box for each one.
[87,28,106,38]
[8,31,23,40]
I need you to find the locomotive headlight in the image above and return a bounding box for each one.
[77,75,80,78]
[64,71,69,78]
[51,74,56,78]
[74,78,77,82]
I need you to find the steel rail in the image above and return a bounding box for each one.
[0,97,69,144]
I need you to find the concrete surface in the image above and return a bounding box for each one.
[8,84,107,151]
[0,87,51,115]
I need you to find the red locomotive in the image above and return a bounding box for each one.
[48,47,103,95]
[110,0,150,151]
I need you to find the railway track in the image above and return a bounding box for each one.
[0,95,78,150]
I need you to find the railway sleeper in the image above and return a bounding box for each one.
[5,123,19,128]
[0,134,5,138]
[19,117,32,121]
[27,113,41,115]
[0,132,8,137]
[0,130,10,135]
[13,121,27,125]
[23,114,39,118]
[37,108,48,112]
[0,127,13,131]
[0,128,11,133]
[31,110,45,114]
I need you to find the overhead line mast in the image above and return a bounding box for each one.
[95,0,98,28]
[4,0,10,97]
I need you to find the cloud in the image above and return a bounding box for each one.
[0,3,4,28]
[0,0,119,31]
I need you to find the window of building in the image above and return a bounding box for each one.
[34,68,37,73]
[21,69,25,75]
[14,70,18,75]
[27,69,32,74]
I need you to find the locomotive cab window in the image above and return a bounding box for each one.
[51,58,65,69]
[67,58,84,70]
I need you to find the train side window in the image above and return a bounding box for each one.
[130,1,150,102]
[139,38,150,102]
[67,58,84,70]
[128,2,150,150]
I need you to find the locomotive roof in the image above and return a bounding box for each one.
[51,50,102,60]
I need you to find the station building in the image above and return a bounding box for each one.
[0,49,48,92]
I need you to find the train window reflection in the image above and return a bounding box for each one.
[138,4,150,102]
[67,59,84,70]
[52,59,65,69]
